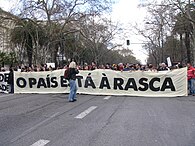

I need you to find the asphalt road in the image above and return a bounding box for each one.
[0,93,195,146]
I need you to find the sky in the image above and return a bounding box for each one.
[1,0,151,64]
[111,0,148,64]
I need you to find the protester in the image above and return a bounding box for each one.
[157,63,169,71]
[135,63,141,70]
[1,67,5,72]
[118,63,124,71]
[187,63,195,96]
[91,62,97,70]
[146,64,157,72]
[123,63,131,71]
[8,67,14,93]
[83,63,89,70]
[111,64,117,70]
[105,63,111,69]
[68,60,79,102]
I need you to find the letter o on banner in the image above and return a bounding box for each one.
[16,77,27,88]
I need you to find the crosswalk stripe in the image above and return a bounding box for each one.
[75,106,97,119]
[30,139,50,146]
[104,96,111,100]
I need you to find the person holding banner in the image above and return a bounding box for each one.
[68,61,79,102]
[187,63,195,96]
[8,68,14,93]
[157,63,169,71]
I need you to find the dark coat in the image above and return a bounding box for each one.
[69,68,79,80]
[8,69,14,84]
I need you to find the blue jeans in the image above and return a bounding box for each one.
[68,79,78,101]
[188,78,195,95]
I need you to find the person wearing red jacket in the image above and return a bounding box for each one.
[187,63,195,95]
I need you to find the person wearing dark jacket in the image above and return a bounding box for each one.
[68,61,79,102]
[157,63,169,71]
[8,68,14,93]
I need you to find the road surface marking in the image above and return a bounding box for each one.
[30,139,50,146]
[104,96,111,100]
[11,112,60,143]
[75,106,97,119]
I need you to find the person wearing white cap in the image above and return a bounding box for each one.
[157,62,169,71]
[68,61,79,102]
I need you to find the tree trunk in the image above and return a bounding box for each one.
[26,34,33,67]
[185,32,191,63]
[179,34,184,62]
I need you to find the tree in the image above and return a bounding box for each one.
[136,0,175,65]
[77,14,121,64]
[173,12,193,63]
[100,49,139,65]
[10,19,47,66]
[13,0,113,66]
[0,51,18,67]
[167,0,195,64]
[163,35,183,62]
[6,0,132,66]
[137,0,195,65]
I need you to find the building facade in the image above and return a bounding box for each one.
[0,8,16,53]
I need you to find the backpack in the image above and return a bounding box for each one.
[64,68,70,80]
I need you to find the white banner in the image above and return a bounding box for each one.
[14,68,188,97]
[0,71,10,93]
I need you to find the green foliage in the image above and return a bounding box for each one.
[10,19,48,66]
[100,50,139,65]
[0,51,18,66]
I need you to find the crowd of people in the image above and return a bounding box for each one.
[1,61,193,98]
[0,61,184,72]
